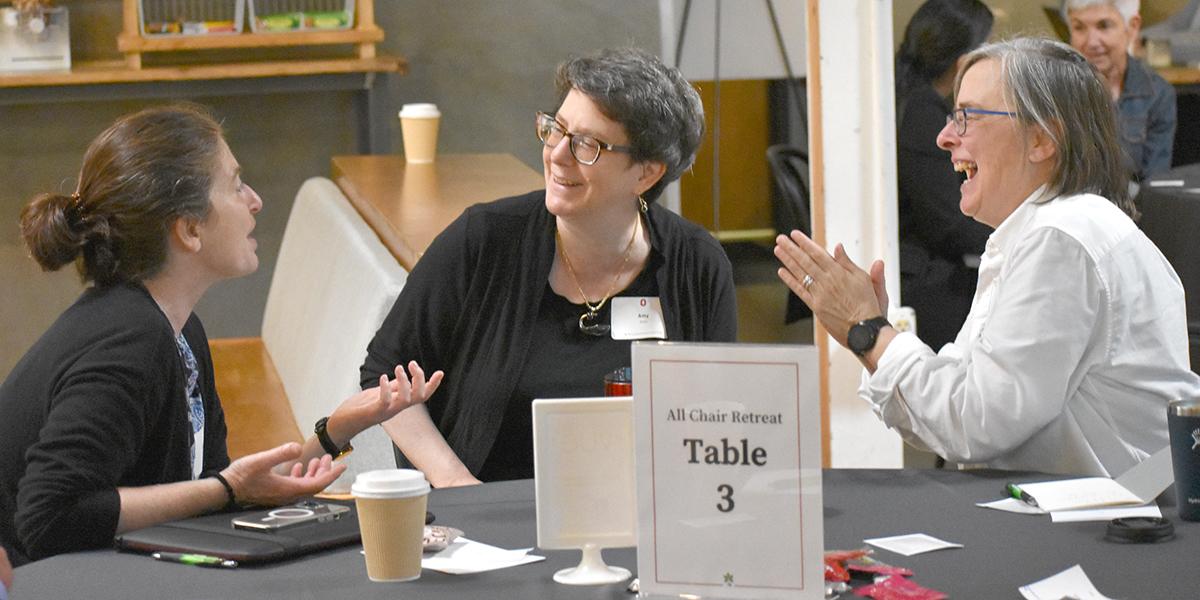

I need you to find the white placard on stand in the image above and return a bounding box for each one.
[632,342,823,600]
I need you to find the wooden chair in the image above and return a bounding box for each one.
[211,177,409,492]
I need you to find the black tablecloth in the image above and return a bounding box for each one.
[12,470,1197,599]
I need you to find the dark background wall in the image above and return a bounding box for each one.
[0,1,659,378]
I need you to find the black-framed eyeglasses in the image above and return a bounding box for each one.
[946,107,1016,135]
[535,112,633,166]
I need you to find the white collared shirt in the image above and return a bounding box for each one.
[861,189,1200,476]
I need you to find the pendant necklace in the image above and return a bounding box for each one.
[557,208,642,336]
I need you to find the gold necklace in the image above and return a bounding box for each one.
[556,211,641,336]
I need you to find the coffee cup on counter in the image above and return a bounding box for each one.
[399,103,441,164]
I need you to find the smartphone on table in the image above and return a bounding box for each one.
[231,500,351,532]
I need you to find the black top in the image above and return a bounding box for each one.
[0,283,228,566]
[361,190,737,476]
[477,256,660,482]
[896,85,992,350]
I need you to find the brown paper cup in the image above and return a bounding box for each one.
[352,469,430,582]
[400,103,441,164]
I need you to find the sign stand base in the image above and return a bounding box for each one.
[552,544,631,585]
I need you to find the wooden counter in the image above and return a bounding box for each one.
[330,154,544,271]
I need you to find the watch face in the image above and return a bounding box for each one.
[847,323,875,354]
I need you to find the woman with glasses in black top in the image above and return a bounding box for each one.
[361,47,738,487]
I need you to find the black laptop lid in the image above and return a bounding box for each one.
[115,500,360,564]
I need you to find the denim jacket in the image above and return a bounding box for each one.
[1118,55,1176,180]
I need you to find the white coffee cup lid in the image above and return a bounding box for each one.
[400,103,440,118]
[352,468,430,499]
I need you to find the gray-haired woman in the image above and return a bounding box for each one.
[362,47,737,487]
[775,37,1199,477]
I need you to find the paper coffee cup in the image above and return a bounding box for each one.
[399,103,441,164]
[352,469,430,582]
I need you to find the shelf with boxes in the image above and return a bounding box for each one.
[118,0,383,68]
[0,0,404,155]
[0,0,401,88]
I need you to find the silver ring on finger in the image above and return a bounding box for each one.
[802,274,815,290]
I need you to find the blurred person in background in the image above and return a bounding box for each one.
[895,0,995,352]
[1064,0,1175,179]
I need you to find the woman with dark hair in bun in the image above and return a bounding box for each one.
[0,104,441,566]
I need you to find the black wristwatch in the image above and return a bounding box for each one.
[847,316,891,356]
[314,417,353,459]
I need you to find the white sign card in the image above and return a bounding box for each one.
[632,342,823,600]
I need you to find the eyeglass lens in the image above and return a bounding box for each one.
[536,114,601,165]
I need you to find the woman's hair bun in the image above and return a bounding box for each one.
[19,192,87,272]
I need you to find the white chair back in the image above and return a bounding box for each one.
[262,177,408,491]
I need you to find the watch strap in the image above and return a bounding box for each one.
[314,417,353,458]
[849,316,891,356]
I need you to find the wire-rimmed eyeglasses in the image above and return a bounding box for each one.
[536,112,633,166]
[946,107,1016,135]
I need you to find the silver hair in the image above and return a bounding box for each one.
[554,47,704,203]
[1061,0,1140,23]
[955,38,1134,216]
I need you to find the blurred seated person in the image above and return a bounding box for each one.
[361,47,738,487]
[776,38,1200,477]
[0,105,440,565]
[895,0,995,351]
[1065,0,1176,179]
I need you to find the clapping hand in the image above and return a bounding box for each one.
[775,230,888,347]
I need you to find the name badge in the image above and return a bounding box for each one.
[610,296,667,340]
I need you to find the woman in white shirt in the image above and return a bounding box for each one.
[774,38,1199,477]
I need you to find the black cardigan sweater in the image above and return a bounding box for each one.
[0,283,227,565]
[360,190,737,474]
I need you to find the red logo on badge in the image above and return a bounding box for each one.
[640,298,647,307]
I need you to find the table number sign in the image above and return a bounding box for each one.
[632,342,823,600]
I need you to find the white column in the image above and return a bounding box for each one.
[816,0,903,467]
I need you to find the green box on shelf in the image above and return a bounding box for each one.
[248,0,355,33]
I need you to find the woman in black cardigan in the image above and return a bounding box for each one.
[362,48,738,486]
[0,105,439,565]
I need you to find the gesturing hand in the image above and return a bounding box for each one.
[221,442,347,506]
[328,361,445,447]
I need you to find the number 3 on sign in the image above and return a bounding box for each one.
[716,484,734,512]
